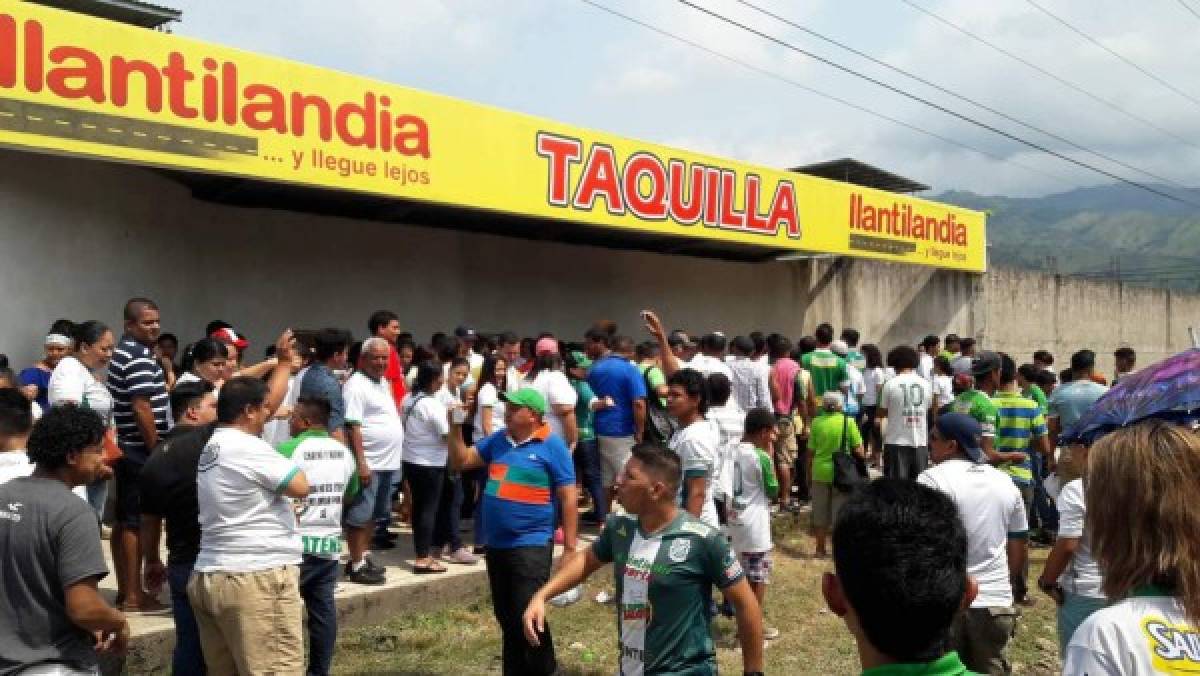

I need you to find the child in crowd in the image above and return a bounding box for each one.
[727,408,781,641]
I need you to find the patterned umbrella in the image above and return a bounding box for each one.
[1062,348,1200,445]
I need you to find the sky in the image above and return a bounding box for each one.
[168,0,1200,197]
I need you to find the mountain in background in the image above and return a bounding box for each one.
[935,183,1200,290]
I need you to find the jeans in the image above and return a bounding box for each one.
[404,462,446,558]
[485,545,557,676]
[299,555,339,676]
[85,477,108,524]
[794,436,811,502]
[168,562,205,676]
[1031,453,1059,533]
[574,438,606,521]
[434,472,465,551]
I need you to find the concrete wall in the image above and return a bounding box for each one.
[0,149,1194,379]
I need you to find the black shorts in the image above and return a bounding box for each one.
[113,457,145,529]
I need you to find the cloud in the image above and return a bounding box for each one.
[167,0,1200,197]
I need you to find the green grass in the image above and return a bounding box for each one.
[332,513,1062,674]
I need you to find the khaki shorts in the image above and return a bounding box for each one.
[775,416,798,463]
[952,606,1018,674]
[598,435,636,487]
[810,481,847,529]
[187,564,304,676]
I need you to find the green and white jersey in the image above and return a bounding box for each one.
[592,512,745,676]
[952,389,998,437]
[276,429,360,558]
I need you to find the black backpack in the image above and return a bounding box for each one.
[642,366,677,445]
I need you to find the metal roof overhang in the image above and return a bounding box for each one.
[161,170,795,263]
[790,158,930,194]
[24,0,180,29]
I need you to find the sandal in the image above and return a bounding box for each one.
[413,561,448,574]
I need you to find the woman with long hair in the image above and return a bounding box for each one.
[464,354,508,554]
[400,360,451,573]
[859,344,889,468]
[432,357,477,565]
[1063,420,1200,673]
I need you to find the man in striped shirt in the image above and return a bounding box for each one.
[989,353,1049,607]
[107,297,171,612]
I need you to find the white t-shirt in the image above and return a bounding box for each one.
[880,372,933,447]
[918,353,935,382]
[1064,595,1197,675]
[194,427,303,573]
[844,364,864,414]
[669,418,720,528]
[523,369,577,442]
[343,372,404,471]
[400,392,449,467]
[686,354,733,380]
[1057,478,1104,598]
[48,356,113,424]
[918,458,1028,608]
[473,382,506,441]
[263,368,306,447]
[728,358,771,412]
[0,451,88,501]
[705,403,744,501]
[728,442,773,553]
[280,430,357,559]
[861,366,893,407]
[932,374,954,408]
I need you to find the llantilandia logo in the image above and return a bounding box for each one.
[0,14,431,159]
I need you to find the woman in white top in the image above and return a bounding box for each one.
[859,344,891,468]
[432,357,477,565]
[472,355,508,442]
[1062,421,1200,675]
[176,338,230,388]
[1037,440,1105,652]
[521,340,578,449]
[47,320,116,519]
[400,361,452,573]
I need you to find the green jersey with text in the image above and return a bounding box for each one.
[592,512,744,675]
[952,389,999,437]
[276,429,360,558]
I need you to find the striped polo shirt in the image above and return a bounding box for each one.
[476,424,575,549]
[107,334,171,462]
[991,390,1047,486]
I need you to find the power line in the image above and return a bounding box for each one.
[731,0,1194,192]
[1176,0,1200,22]
[1024,0,1200,110]
[574,0,1076,186]
[672,0,1200,208]
[897,0,1200,153]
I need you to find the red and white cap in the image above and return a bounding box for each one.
[210,327,249,350]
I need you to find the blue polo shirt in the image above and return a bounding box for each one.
[477,425,575,549]
[587,354,647,438]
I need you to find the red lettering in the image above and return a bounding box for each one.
[743,174,771,232]
[703,167,721,226]
[573,144,623,214]
[335,93,375,148]
[768,182,800,238]
[623,152,667,219]
[0,15,14,88]
[220,61,237,125]
[392,114,429,158]
[110,57,162,111]
[668,160,704,224]
[241,83,285,132]
[718,170,744,229]
[23,20,43,93]
[46,46,105,104]
[536,132,582,206]
[160,52,196,119]
[290,92,332,140]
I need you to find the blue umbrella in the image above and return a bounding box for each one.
[1062,348,1200,445]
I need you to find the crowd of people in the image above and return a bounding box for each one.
[0,296,1196,676]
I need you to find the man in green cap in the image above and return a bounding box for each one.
[448,387,578,676]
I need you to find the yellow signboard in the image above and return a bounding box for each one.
[0,3,985,271]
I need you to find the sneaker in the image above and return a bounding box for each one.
[345,561,386,585]
[594,590,614,604]
[446,547,479,565]
[550,585,583,607]
[763,627,781,641]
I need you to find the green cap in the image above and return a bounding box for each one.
[569,350,593,369]
[501,387,547,415]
